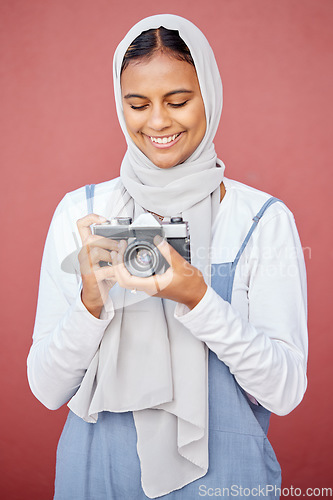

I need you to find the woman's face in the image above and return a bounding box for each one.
[121,52,206,169]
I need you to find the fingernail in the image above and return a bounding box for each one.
[99,216,108,222]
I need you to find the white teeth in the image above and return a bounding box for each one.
[150,134,179,144]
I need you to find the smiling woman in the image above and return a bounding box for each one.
[27,13,308,500]
[121,45,206,168]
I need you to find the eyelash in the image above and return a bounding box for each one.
[130,101,189,110]
[169,101,189,108]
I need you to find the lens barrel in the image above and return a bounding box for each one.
[124,240,163,277]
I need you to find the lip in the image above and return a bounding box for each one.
[146,132,184,149]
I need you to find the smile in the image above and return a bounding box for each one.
[150,133,181,144]
[147,132,183,149]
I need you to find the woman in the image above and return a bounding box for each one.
[27,14,308,500]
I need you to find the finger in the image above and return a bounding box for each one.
[118,239,127,256]
[152,267,174,293]
[81,258,115,284]
[110,249,134,284]
[77,214,108,244]
[83,234,120,252]
[79,247,112,274]
[110,249,160,295]
[89,247,113,268]
[153,236,184,266]
[94,265,116,282]
[153,274,160,293]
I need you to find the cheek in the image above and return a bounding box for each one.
[190,108,206,140]
[123,109,142,135]
[183,101,206,134]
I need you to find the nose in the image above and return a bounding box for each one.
[147,103,172,131]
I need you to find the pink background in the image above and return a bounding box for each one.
[1,0,332,498]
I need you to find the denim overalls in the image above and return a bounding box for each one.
[54,187,282,499]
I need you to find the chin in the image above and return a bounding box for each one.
[152,154,186,169]
[155,162,177,169]
[149,157,175,169]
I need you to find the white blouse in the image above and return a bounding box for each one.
[27,176,308,416]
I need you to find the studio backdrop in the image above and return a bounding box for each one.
[1,0,332,498]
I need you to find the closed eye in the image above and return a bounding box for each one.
[169,100,189,108]
[130,104,148,110]
[129,100,189,110]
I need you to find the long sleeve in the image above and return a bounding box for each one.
[175,205,308,416]
[27,193,114,410]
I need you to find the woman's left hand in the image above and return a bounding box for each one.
[110,236,207,310]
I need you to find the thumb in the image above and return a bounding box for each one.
[154,235,183,266]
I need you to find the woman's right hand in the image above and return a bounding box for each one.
[77,214,119,318]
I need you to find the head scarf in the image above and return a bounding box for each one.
[68,14,224,498]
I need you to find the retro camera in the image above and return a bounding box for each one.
[92,213,190,277]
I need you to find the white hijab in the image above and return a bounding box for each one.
[68,14,224,498]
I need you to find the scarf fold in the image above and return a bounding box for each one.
[68,14,224,498]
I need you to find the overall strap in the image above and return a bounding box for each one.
[221,196,282,303]
[85,184,95,214]
[231,196,281,271]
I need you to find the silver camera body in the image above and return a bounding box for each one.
[92,214,190,277]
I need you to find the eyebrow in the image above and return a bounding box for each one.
[123,89,194,99]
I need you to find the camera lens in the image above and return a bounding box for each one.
[124,240,163,277]
[136,248,154,267]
